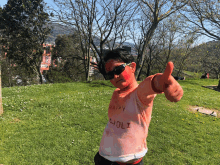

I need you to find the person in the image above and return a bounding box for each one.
[173,76,185,80]
[94,48,183,165]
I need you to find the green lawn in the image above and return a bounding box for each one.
[0,79,220,164]
[182,71,203,79]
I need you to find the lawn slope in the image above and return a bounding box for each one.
[0,79,219,164]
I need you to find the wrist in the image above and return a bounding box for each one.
[151,74,164,93]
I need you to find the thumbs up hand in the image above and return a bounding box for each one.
[153,62,183,102]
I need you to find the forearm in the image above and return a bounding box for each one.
[137,74,158,105]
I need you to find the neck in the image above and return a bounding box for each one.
[119,80,139,94]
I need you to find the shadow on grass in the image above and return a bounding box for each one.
[85,80,115,88]
[202,85,220,92]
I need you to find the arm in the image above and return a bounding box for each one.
[137,62,183,104]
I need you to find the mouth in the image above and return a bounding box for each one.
[116,79,123,83]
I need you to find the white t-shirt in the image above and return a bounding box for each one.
[99,75,157,162]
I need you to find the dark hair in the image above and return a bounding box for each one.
[98,48,135,75]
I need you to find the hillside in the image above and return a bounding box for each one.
[45,23,136,53]
[1,80,220,164]
[45,23,76,44]
[45,23,100,45]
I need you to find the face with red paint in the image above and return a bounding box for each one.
[105,59,137,90]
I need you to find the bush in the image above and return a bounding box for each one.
[44,69,73,83]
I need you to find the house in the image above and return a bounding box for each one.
[40,44,53,73]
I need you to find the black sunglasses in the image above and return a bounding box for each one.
[104,63,131,80]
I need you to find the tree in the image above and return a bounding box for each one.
[127,0,189,80]
[181,0,220,40]
[172,35,197,77]
[195,41,220,79]
[0,45,3,115]
[51,33,86,81]
[151,17,181,73]
[0,0,51,84]
[180,0,220,87]
[52,0,137,81]
[0,7,3,115]
[130,10,187,79]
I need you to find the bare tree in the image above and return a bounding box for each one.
[153,17,181,71]
[128,0,189,80]
[173,35,198,77]
[53,0,137,81]
[179,0,220,87]
[198,41,220,79]
[52,0,95,81]
[180,0,220,40]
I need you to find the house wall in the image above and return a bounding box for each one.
[40,44,53,73]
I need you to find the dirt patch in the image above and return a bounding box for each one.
[10,118,21,123]
[189,105,220,118]
[202,85,220,92]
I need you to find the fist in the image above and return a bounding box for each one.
[154,62,183,102]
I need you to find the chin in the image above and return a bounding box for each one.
[116,82,128,89]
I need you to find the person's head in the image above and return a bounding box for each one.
[98,48,137,89]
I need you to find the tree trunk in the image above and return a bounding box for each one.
[34,65,43,84]
[8,59,12,87]
[86,47,90,82]
[38,69,43,84]
[0,56,3,115]
[135,22,158,80]
[217,80,220,89]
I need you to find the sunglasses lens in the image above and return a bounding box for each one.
[104,63,127,80]
[115,65,125,75]
[104,72,114,80]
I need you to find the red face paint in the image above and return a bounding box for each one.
[121,69,131,81]
[105,60,137,91]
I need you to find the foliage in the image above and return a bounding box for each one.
[0,0,51,84]
[51,34,86,81]
[43,68,85,83]
[1,58,38,87]
[187,41,220,79]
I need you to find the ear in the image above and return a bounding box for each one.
[129,62,136,73]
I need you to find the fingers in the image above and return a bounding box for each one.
[162,61,174,84]
[164,83,183,102]
[158,61,184,102]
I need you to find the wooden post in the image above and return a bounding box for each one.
[0,55,3,115]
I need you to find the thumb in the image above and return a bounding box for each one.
[162,61,174,84]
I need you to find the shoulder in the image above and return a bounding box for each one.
[113,88,120,96]
[111,88,120,98]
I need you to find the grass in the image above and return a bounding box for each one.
[182,71,203,79]
[0,79,220,164]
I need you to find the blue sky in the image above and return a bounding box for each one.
[0,0,213,45]
[0,0,8,7]
[0,0,56,7]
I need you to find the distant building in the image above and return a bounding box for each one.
[40,44,53,73]
[2,43,54,74]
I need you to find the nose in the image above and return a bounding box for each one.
[114,74,119,79]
